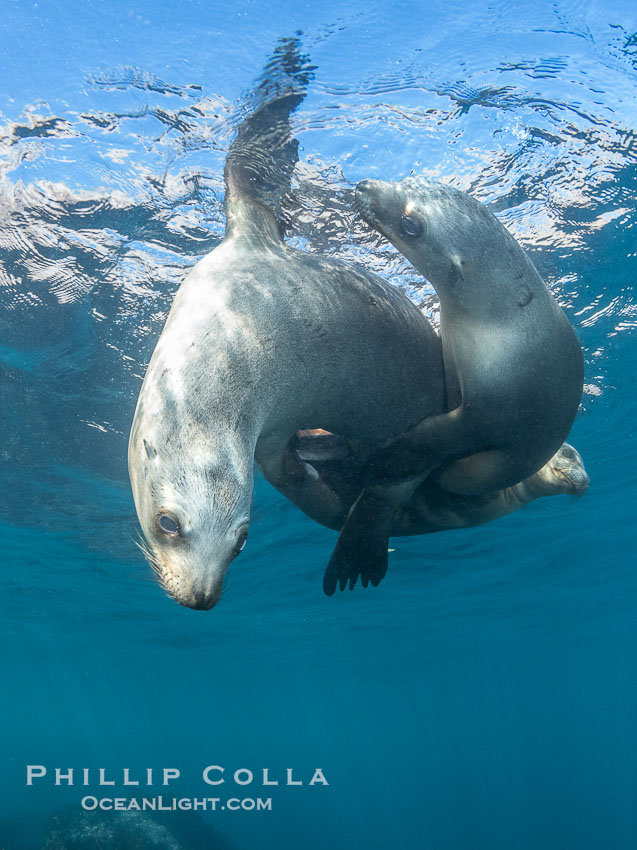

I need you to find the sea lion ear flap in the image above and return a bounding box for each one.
[143,439,158,460]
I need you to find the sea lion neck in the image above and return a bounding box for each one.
[224,196,282,246]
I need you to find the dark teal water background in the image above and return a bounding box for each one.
[1,1,636,848]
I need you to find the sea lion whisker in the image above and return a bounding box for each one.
[134,535,163,577]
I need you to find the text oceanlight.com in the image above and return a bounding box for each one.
[80,796,272,812]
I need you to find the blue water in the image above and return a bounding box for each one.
[1,1,637,848]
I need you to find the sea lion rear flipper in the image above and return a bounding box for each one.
[224,36,316,216]
[323,488,395,595]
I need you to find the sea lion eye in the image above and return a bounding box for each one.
[234,527,249,556]
[399,214,422,238]
[157,513,180,536]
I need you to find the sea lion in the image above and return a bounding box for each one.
[393,441,589,537]
[128,42,445,609]
[286,436,588,538]
[325,176,584,593]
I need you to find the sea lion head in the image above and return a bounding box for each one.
[128,390,253,611]
[523,442,589,498]
[355,176,536,315]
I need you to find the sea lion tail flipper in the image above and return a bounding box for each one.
[224,35,316,213]
[323,488,397,596]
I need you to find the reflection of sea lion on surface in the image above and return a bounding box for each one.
[325,177,584,593]
[128,39,446,609]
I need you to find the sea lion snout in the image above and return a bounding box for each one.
[561,463,590,495]
[355,178,376,194]
[143,544,227,611]
[166,575,224,611]
[354,179,382,223]
[188,589,219,611]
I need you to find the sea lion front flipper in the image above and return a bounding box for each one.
[323,484,409,595]
[364,407,474,486]
[293,429,352,463]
